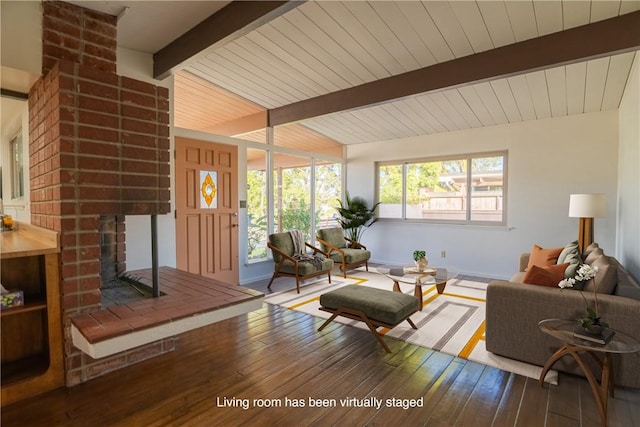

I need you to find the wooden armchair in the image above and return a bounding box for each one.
[317,227,371,278]
[267,231,334,293]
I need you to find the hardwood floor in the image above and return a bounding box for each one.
[2,300,639,427]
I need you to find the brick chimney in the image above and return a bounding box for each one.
[29,1,173,386]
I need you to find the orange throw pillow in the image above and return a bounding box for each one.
[526,244,564,271]
[523,263,570,287]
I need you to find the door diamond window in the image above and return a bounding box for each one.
[200,171,218,208]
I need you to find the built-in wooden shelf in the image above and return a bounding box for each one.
[1,222,63,407]
[1,354,49,386]
[0,301,47,317]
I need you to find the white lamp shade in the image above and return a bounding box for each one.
[568,194,606,218]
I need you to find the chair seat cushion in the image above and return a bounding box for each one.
[319,285,418,325]
[279,258,334,276]
[329,249,371,264]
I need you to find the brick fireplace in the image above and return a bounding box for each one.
[28,1,172,386]
[98,215,125,289]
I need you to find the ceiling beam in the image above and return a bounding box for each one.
[153,1,302,80]
[1,88,29,100]
[269,10,640,127]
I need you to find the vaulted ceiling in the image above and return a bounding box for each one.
[74,1,640,147]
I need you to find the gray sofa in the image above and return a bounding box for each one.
[486,243,640,388]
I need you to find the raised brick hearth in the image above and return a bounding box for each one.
[70,267,263,359]
[29,1,171,386]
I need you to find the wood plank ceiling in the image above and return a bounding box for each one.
[174,0,640,146]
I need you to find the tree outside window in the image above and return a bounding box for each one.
[377,152,506,224]
[315,161,342,229]
[274,153,312,241]
[247,150,343,262]
[247,149,268,261]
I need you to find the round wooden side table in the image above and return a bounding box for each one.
[538,318,640,427]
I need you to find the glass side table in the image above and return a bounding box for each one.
[538,319,640,427]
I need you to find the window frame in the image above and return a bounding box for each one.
[10,130,24,200]
[246,148,269,262]
[375,151,508,226]
[245,145,344,264]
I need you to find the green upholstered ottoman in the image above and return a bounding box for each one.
[318,285,419,352]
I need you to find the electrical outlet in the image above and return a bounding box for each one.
[440,250,446,258]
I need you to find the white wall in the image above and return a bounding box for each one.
[116,47,159,86]
[0,1,42,76]
[346,111,619,279]
[617,53,640,280]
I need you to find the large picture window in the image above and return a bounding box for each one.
[315,161,342,229]
[246,149,343,262]
[377,152,506,225]
[273,153,312,241]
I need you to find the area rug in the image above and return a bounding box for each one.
[263,269,558,384]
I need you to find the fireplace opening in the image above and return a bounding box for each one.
[99,215,159,307]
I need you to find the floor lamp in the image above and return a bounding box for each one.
[568,194,606,253]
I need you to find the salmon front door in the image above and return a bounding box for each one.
[175,137,239,284]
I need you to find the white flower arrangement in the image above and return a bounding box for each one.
[558,263,598,289]
[558,263,606,330]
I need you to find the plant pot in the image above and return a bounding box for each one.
[584,324,605,335]
[415,256,428,272]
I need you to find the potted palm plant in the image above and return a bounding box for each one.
[335,193,380,243]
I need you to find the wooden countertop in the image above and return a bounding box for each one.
[1,222,60,259]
